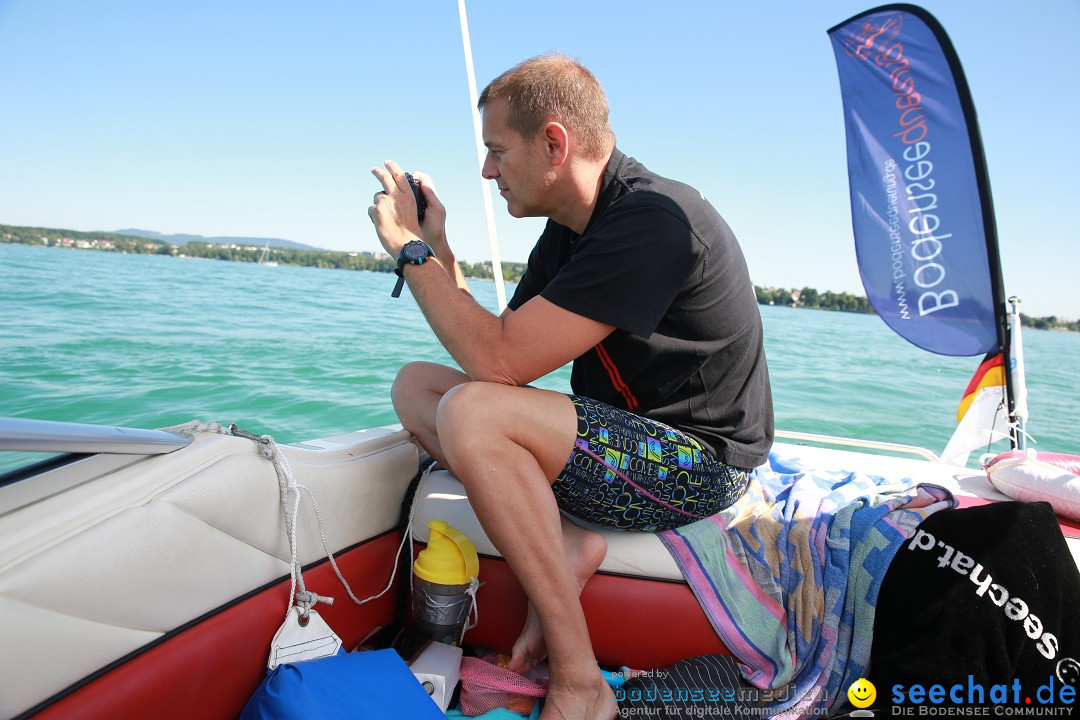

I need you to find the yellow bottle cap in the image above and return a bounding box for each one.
[414,519,480,585]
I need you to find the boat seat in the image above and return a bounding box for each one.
[411,442,1080,582]
[0,428,421,720]
[412,467,683,582]
[410,465,726,668]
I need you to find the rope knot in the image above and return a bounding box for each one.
[296,590,335,618]
[459,576,481,645]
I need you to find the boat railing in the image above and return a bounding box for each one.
[0,418,945,463]
[0,418,943,462]
[0,417,192,455]
[775,429,941,463]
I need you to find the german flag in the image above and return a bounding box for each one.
[943,352,1009,465]
[956,353,1005,423]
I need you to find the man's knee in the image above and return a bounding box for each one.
[436,382,488,430]
[391,361,429,405]
[393,362,467,440]
[392,361,464,411]
[435,382,503,455]
[391,362,426,427]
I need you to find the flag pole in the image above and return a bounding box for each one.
[1007,296,1029,450]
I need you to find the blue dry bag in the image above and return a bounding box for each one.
[240,648,446,720]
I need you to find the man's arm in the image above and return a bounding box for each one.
[370,160,613,385]
[403,258,613,386]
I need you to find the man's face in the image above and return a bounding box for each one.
[480,98,552,218]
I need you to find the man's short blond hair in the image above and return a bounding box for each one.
[478,54,615,160]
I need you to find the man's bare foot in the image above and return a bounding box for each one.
[508,522,607,674]
[509,602,547,675]
[539,669,618,720]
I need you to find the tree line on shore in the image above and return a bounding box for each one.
[0,222,531,280]
[4,222,1077,332]
[755,285,874,314]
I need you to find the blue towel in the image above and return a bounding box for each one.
[660,449,957,716]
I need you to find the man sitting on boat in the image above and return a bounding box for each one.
[368,53,772,720]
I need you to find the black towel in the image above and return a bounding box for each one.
[868,501,1079,709]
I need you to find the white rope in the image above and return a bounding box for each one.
[978,418,1038,468]
[459,576,480,646]
[173,422,325,622]
[262,436,307,623]
[306,461,430,609]
[1009,420,1037,447]
[244,426,433,614]
[181,424,462,633]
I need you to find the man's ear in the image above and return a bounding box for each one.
[542,121,570,167]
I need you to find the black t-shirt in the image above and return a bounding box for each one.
[508,149,773,468]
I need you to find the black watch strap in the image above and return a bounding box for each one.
[390,241,435,298]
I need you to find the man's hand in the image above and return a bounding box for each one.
[410,171,450,258]
[409,170,474,296]
[368,160,423,257]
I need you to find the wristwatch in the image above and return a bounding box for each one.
[391,240,436,298]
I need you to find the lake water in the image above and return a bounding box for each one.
[2,242,1077,471]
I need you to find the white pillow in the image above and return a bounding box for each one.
[985,449,1080,521]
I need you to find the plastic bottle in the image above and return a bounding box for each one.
[411,519,480,646]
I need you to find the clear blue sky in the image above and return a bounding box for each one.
[1,0,1077,319]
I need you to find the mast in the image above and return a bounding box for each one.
[457,0,507,312]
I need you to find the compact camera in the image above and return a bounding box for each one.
[405,172,427,222]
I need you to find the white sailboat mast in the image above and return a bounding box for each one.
[457,0,507,312]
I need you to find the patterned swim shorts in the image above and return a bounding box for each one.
[551,395,750,531]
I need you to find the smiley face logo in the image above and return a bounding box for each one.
[848,678,877,709]
[1058,657,1080,686]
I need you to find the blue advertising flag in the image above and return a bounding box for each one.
[828,5,1003,356]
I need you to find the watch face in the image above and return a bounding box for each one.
[404,242,429,261]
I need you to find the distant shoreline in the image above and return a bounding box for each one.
[3,224,1076,331]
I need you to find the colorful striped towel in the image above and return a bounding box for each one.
[659,449,957,716]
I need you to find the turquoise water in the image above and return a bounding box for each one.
[2,242,1077,466]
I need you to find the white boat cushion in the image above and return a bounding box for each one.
[0,428,419,720]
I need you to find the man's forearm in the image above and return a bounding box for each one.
[437,251,473,296]
[403,259,516,384]
[421,226,473,297]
